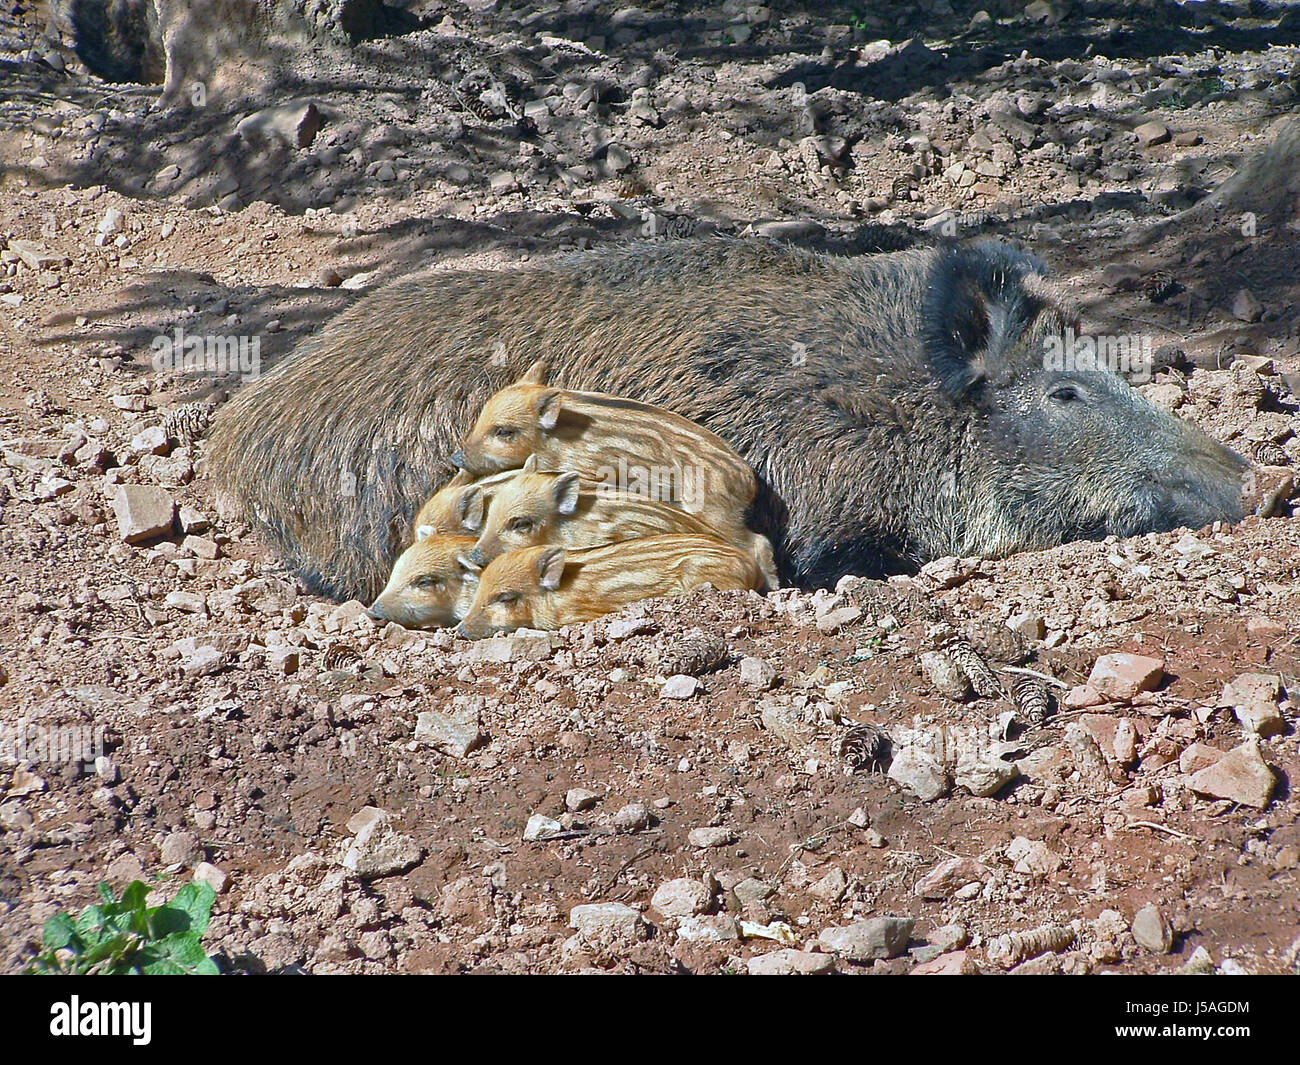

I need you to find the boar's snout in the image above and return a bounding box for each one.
[972,365,1250,558]
[455,618,495,640]
[1144,423,1248,530]
[368,595,418,627]
[449,450,466,470]
[1077,403,1249,541]
[366,593,435,630]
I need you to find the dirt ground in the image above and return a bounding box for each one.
[2,0,1299,974]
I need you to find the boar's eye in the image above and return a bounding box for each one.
[492,426,518,440]
[508,517,534,532]
[491,591,520,606]
[1048,384,1084,404]
[411,575,442,589]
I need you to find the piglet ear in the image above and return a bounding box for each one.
[535,389,562,431]
[553,472,581,515]
[536,546,566,590]
[457,555,481,579]
[415,523,434,542]
[518,358,548,385]
[521,453,538,473]
[920,241,1049,398]
[457,486,487,532]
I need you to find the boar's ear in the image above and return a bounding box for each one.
[517,358,548,385]
[535,389,562,431]
[458,486,487,532]
[921,241,1048,398]
[415,523,434,542]
[535,546,567,590]
[553,472,581,515]
[457,555,481,581]
[521,453,538,473]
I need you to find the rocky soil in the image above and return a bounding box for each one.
[1,0,1299,974]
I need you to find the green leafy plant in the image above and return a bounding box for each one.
[28,879,219,975]
[1166,76,1229,110]
[845,5,876,32]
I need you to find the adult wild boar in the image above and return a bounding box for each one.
[207,238,1246,602]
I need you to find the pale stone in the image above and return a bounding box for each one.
[110,484,175,543]
[818,917,913,962]
[1088,653,1164,701]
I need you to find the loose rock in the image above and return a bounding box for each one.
[569,902,646,944]
[1134,120,1170,147]
[688,825,735,848]
[651,878,712,918]
[110,484,176,544]
[914,857,992,899]
[921,651,972,700]
[747,949,835,975]
[565,788,602,813]
[1087,653,1164,702]
[160,830,201,866]
[660,674,699,699]
[1220,673,1284,737]
[739,657,777,690]
[414,703,484,759]
[888,748,951,802]
[1189,740,1277,808]
[611,803,652,833]
[1131,903,1174,954]
[523,813,565,842]
[341,816,425,878]
[817,916,913,962]
[954,758,1019,797]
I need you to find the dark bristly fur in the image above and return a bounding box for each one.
[207,237,1247,602]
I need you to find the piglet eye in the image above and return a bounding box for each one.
[1049,385,1083,404]
[492,592,519,606]
[411,575,441,589]
[509,518,533,532]
[493,427,517,439]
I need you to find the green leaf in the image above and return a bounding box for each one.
[170,882,215,937]
[74,904,107,937]
[97,882,116,904]
[42,912,77,951]
[78,931,139,970]
[149,904,186,937]
[141,956,187,976]
[119,880,149,912]
[160,932,210,971]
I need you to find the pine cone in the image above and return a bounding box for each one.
[1012,675,1054,726]
[655,631,728,677]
